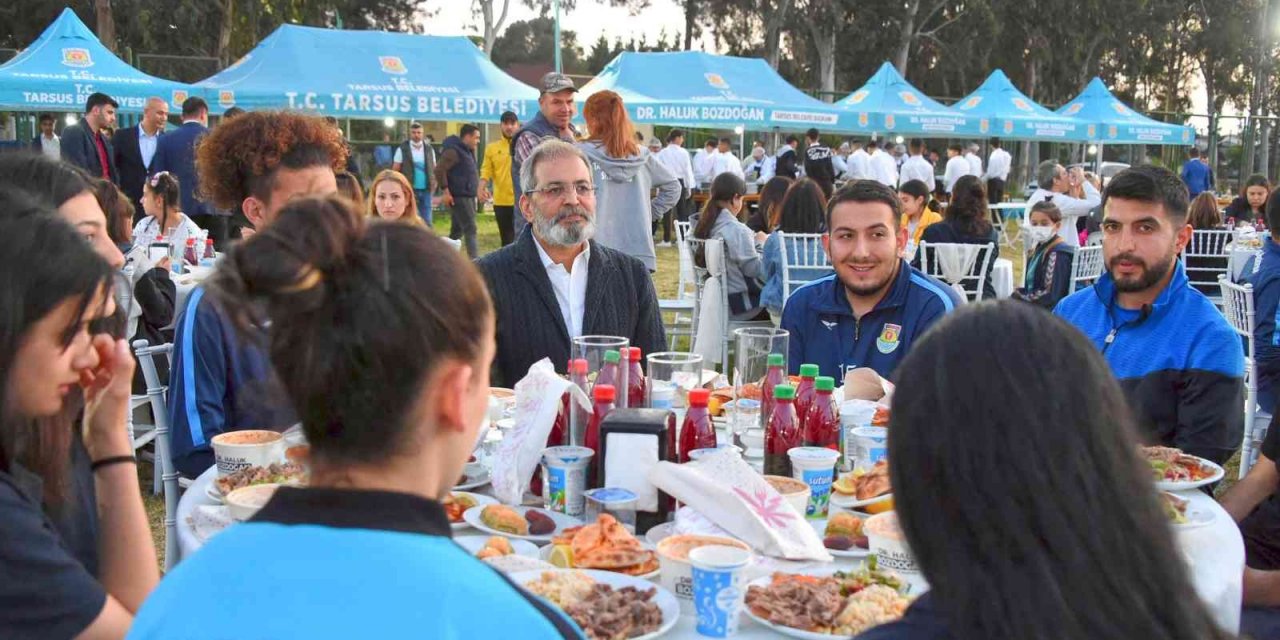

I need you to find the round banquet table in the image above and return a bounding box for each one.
[1226,242,1263,283]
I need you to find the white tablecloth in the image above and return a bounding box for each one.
[175,465,1243,636]
[1227,243,1262,282]
[993,258,1014,299]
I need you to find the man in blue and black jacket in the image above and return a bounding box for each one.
[1055,165,1244,465]
[782,180,961,381]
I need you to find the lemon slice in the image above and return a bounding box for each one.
[548,544,574,568]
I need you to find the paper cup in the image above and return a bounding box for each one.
[540,446,594,517]
[849,427,888,471]
[788,447,840,518]
[762,475,810,518]
[865,512,928,594]
[657,535,751,615]
[210,430,285,477]
[689,544,752,637]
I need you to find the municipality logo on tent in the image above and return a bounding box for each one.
[172,90,188,107]
[1012,97,1033,112]
[847,90,870,105]
[1063,103,1084,116]
[218,90,236,109]
[1088,124,1098,138]
[705,73,729,89]
[1110,102,1131,116]
[61,48,93,68]
[898,91,921,107]
[960,96,982,110]
[380,56,408,75]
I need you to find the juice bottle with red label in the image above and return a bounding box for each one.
[764,384,800,477]
[678,389,716,462]
[584,384,616,488]
[568,358,590,446]
[804,376,840,453]
[759,353,786,429]
[794,364,819,433]
[627,347,646,408]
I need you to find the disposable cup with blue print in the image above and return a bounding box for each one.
[788,446,840,518]
[689,544,752,637]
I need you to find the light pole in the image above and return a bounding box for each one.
[553,0,562,73]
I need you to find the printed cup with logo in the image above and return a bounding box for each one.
[540,446,594,517]
[657,535,751,615]
[850,427,888,471]
[689,544,753,637]
[865,511,929,594]
[788,446,840,518]
[210,430,285,477]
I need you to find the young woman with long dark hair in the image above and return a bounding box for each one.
[1225,174,1272,224]
[858,301,1233,640]
[129,196,581,638]
[578,90,680,271]
[0,190,158,639]
[747,175,794,233]
[916,174,999,299]
[760,178,828,322]
[693,171,766,320]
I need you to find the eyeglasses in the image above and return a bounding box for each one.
[528,181,596,200]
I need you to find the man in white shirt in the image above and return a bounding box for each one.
[868,140,898,187]
[710,138,745,181]
[965,143,984,178]
[944,144,971,194]
[31,113,60,160]
[743,145,773,184]
[475,139,665,387]
[983,138,1012,204]
[832,141,850,179]
[1025,160,1101,247]
[693,138,718,185]
[846,140,872,181]
[655,128,698,227]
[898,138,934,189]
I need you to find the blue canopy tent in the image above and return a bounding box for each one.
[195,25,538,122]
[0,8,193,113]
[952,70,1089,141]
[1057,77,1194,145]
[576,51,852,132]
[835,62,981,137]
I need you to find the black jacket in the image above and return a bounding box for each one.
[803,143,836,197]
[475,228,666,387]
[913,219,1000,301]
[775,146,799,179]
[152,122,214,218]
[1224,196,1263,224]
[112,125,157,212]
[60,121,118,183]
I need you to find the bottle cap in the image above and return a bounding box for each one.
[799,364,819,378]
[569,358,589,375]
[594,384,616,402]
[186,237,196,245]
[628,346,642,362]
[205,238,214,245]
[815,376,835,392]
[603,350,621,364]
[767,353,784,367]
[773,384,795,400]
[688,388,710,406]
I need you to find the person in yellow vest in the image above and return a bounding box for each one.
[482,111,520,246]
[898,178,943,247]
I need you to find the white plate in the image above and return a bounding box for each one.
[448,492,498,531]
[462,504,582,543]
[455,534,540,558]
[830,491,892,509]
[206,483,223,503]
[1153,456,1226,491]
[645,521,676,546]
[454,468,492,491]
[808,516,871,558]
[1173,505,1217,530]
[537,541,661,580]
[510,569,679,640]
[484,554,555,573]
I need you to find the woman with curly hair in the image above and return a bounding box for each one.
[366,170,423,226]
[167,112,347,479]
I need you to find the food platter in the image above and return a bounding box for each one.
[454,468,492,491]
[742,565,910,639]
[446,492,498,531]
[1145,448,1225,491]
[454,534,540,558]
[510,569,679,640]
[809,516,872,558]
[462,504,582,543]
[830,492,892,510]
[538,540,661,580]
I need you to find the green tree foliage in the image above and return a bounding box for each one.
[490,16,587,73]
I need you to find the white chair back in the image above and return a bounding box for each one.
[688,236,770,369]
[1183,229,1233,298]
[133,340,180,570]
[778,232,832,303]
[918,241,997,302]
[675,220,695,300]
[1069,244,1105,294]
[1219,275,1263,476]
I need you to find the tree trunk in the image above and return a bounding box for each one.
[1203,70,1218,181]
[684,0,696,50]
[1017,50,1038,188]
[803,17,836,101]
[763,0,796,70]
[216,0,235,67]
[479,0,512,56]
[893,0,920,74]
[95,0,116,53]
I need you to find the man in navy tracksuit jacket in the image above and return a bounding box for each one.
[781,180,961,381]
[1055,165,1244,465]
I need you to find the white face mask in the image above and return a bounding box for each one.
[1025,224,1057,246]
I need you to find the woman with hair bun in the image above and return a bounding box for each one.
[915,174,999,299]
[129,171,204,267]
[129,195,583,639]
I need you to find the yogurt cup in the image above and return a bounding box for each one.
[763,475,810,518]
[864,511,928,594]
[687,444,741,461]
[657,534,751,614]
[210,430,285,477]
[540,446,594,517]
[584,487,638,531]
[850,426,888,471]
[788,447,840,518]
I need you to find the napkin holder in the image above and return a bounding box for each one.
[599,408,675,534]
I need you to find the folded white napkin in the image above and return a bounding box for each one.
[491,359,590,505]
[189,505,235,544]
